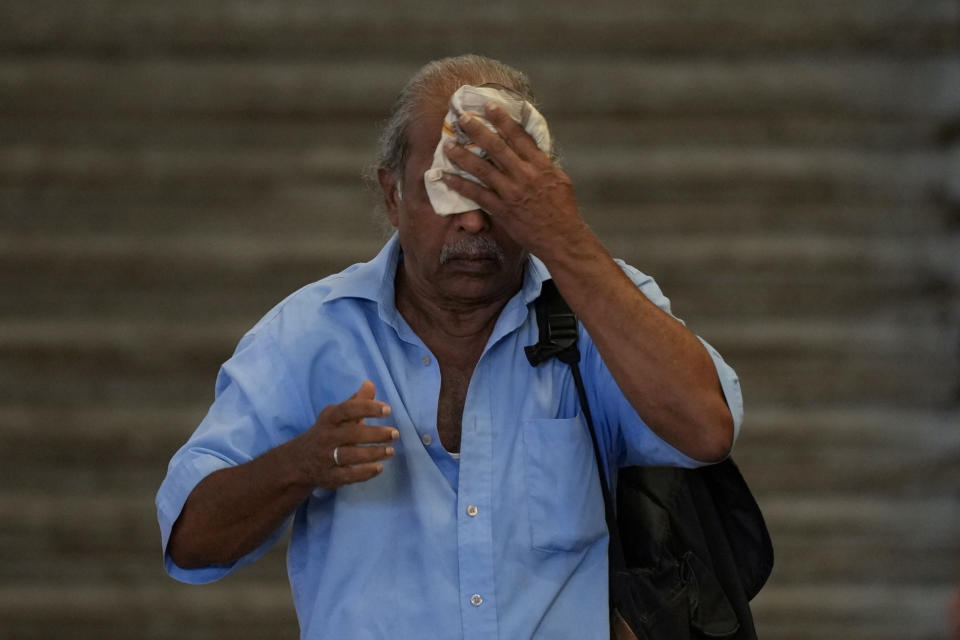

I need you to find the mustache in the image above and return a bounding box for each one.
[439,236,506,265]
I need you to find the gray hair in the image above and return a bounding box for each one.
[374,55,537,181]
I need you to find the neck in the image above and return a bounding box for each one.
[394,262,519,342]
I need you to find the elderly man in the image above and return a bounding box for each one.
[157,54,742,639]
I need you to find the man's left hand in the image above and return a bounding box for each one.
[440,102,587,256]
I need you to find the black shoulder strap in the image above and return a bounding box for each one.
[524,280,580,366]
[525,280,627,571]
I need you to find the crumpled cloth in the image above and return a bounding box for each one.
[424,84,552,216]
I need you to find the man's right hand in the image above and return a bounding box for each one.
[168,380,397,568]
[292,380,398,490]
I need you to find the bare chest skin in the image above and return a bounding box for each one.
[396,296,490,453]
[428,336,487,454]
[393,266,510,455]
[436,363,471,453]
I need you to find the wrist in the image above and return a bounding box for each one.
[272,433,318,492]
[531,222,607,276]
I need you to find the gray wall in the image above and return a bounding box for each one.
[2,1,959,638]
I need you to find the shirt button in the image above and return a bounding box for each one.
[421,433,432,446]
[421,355,431,366]
[466,505,478,517]
[470,594,483,607]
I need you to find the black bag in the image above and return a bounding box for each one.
[526,280,773,640]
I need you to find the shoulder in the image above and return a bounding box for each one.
[611,258,673,316]
[246,238,397,342]
[229,263,377,364]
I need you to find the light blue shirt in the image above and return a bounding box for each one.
[156,234,743,640]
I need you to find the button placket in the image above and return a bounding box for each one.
[456,370,498,638]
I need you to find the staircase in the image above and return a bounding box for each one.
[1,1,958,638]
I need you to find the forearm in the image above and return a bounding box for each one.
[167,438,312,569]
[537,225,734,462]
[167,381,396,569]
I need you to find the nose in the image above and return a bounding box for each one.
[455,209,490,234]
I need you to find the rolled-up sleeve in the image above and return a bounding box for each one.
[155,329,310,584]
[582,261,744,471]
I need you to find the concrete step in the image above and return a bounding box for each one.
[751,583,954,640]
[2,140,953,205]
[0,581,298,639]
[704,318,959,407]
[0,490,290,583]
[0,319,243,408]
[3,56,957,119]
[0,406,205,496]
[1,0,957,55]
[734,408,960,494]
[2,112,948,152]
[566,146,953,205]
[756,495,959,582]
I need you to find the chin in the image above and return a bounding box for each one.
[441,272,518,304]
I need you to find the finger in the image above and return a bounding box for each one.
[333,444,395,467]
[455,112,525,176]
[440,172,503,216]
[330,462,385,487]
[336,423,400,445]
[483,101,545,164]
[442,138,510,194]
[324,397,392,426]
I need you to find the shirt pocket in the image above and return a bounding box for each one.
[521,414,607,552]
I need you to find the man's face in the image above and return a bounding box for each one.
[381,98,527,306]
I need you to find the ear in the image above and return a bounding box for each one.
[377,168,401,228]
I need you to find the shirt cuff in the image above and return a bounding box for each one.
[156,451,237,585]
[698,336,744,457]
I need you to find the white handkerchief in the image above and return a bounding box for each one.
[424,84,552,216]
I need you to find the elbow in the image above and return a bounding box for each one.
[167,525,204,569]
[696,402,735,463]
[167,517,221,570]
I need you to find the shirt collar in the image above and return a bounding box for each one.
[323,234,402,304]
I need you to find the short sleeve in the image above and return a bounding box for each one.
[155,330,311,584]
[579,262,744,472]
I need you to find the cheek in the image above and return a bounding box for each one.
[397,206,441,257]
[495,231,524,259]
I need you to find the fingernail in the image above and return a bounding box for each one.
[375,463,384,473]
[381,404,391,416]
[391,429,400,440]
[385,446,395,456]
[485,101,499,112]
[443,140,455,151]
[458,113,473,126]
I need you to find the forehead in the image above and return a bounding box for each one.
[405,97,449,164]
